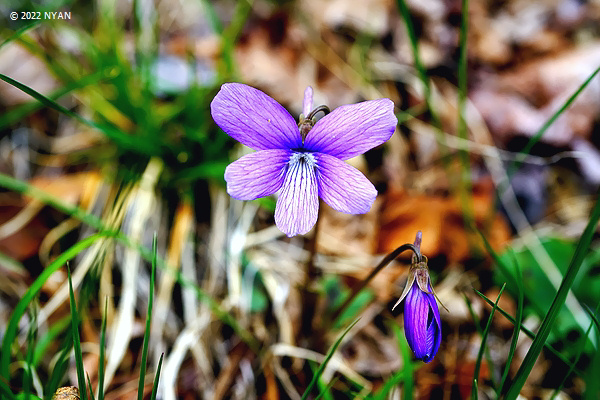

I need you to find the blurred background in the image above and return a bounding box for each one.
[1,0,600,398]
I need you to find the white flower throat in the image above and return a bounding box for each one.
[289,152,317,169]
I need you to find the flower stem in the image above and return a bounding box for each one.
[298,202,324,345]
[330,243,422,326]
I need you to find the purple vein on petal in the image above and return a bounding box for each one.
[303,98,397,160]
[274,153,319,237]
[315,152,377,214]
[211,83,302,150]
[224,149,291,200]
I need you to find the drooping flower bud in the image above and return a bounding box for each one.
[393,231,443,363]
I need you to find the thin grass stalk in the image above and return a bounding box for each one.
[23,308,37,400]
[0,74,157,154]
[585,304,600,332]
[457,0,476,243]
[46,332,73,396]
[504,191,600,399]
[0,233,109,379]
[314,376,338,400]
[301,318,360,400]
[464,294,497,388]
[472,283,506,399]
[0,21,41,50]
[395,0,448,158]
[504,66,600,183]
[499,256,523,396]
[0,71,106,130]
[0,379,16,400]
[137,234,157,400]
[0,172,260,353]
[550,302,600,399]
[68,267,87,400]
[311,360,335,400]
[33,316,70,367]
[474,289,581,374]
[149,354,164,400]
[97,299,107,400]
[87,373,96,400]
[374,322,414,400]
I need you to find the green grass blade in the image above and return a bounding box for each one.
[45,334,73,398]
[218,0,252,78]
[0,172,111,235]
[199,0,224,33]
[504,191,600,399]
[472,283,506,399]
[584,304,600,332]
[395,0,447,157]
[97,298,107,400]
[506,66,600,178]
[456,0,475,235]
[314,377,338,400]
[0,71,105,130]
[0,173,259,354]
[87,373,96,400]
[0,73,157,155]
[395,0,432,106]
[68,267,87,400]
[311,361,335,400]
[301,318,360,400]
[499,256,523,396]
[464,294,496,388]
[137,233,157,400]
[33,316,69,367]
[23,308,37,400]
[0,22,40,51]
[149,354,164,400]
[374,322,413,400]
[0,378,16,400]
[550,302,600,399]
[1,233,110,379]
[474,289,581,374]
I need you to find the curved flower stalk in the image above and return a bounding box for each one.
[393,231,444,363]
[210,83,397,237]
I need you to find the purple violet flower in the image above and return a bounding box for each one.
[392,231,442,363]
[210,83,397,237]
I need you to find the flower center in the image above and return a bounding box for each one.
[289,152,317,168]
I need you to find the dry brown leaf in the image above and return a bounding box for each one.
[377,183,510,262]
[28,171,102,206]
[456,360,490,399]
[0,205,49,261]
[300,0,393,37]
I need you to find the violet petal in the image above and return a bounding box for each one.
[315,152,377,214]
[304,98,397,160]
[404,282,429,359]
[274,153,319,237]
[211,83,302,150]
[404,281,441,362]
[423,292,442,363]
[303,86,313,117]
[224,149,291,200]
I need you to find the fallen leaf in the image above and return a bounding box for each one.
[378,182,511,262]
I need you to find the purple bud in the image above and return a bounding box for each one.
[403,278,442,363]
